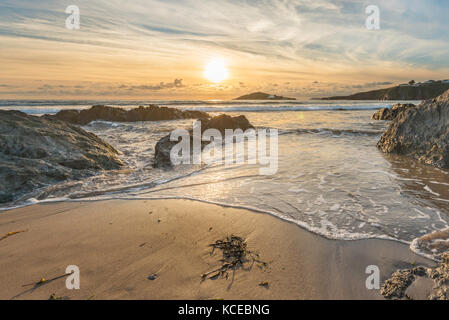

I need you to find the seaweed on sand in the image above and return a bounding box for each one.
[201,235,267,281]
[0,229,28,241]
[22,273,69,288]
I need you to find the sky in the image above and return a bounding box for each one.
[0,0,448,100]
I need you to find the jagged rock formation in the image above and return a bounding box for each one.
[0,110,123,203]
[46,105,210,125]
[377,90,449,168]
[371,103,416,120]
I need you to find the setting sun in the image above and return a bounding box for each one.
[203,59,229,83]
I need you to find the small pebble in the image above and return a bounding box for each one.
[148,274,158,280]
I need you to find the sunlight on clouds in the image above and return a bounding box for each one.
[0,0,448,99]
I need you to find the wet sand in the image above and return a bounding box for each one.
[0,199,433,300]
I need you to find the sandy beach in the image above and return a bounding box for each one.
[0,199,433,300]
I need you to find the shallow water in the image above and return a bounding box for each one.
[2,101,449,259]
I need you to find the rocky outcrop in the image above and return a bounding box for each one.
[381,252,449,300]
[46,105,210,125]
[377,90,449,168]
[0,110,123,203]
[199,114,254,134]
[371,103,416,120]
[154,114,254,168]
[319,80,449,100]
[381,266,427,299]
[234,92,296,100]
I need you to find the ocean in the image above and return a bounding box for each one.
[1,99,448,259]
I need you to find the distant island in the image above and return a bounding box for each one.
[317,79,449,100]
[234,92,296,100]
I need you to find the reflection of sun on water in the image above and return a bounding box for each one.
[204,59,229,83]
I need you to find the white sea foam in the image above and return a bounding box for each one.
[410,227,449,261]
[424,185,440,196]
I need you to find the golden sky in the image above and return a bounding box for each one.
[1,0,448,100]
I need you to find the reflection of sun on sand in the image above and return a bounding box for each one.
[0,199,433,300]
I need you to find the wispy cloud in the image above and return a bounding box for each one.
[0,0,448,98]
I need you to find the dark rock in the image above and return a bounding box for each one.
[371,103,416,120]
[0,110,123,204]
[199,114,254,135]
[319,79,449,100]
[148,273,158,280]
[153,114,254,168]
[377,90,449,168]
[46,105,210,125]
[234,92,295,100]
[154,135,177,169]
[0,194,13,203]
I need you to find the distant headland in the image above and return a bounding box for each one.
[317,79,449,100]
[234,92,296,100]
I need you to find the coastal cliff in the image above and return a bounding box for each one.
[319,80,449,100]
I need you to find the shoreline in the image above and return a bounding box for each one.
[0,195,416,248]
[0,199,434,300]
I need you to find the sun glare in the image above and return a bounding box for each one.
[204,59,229,83]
